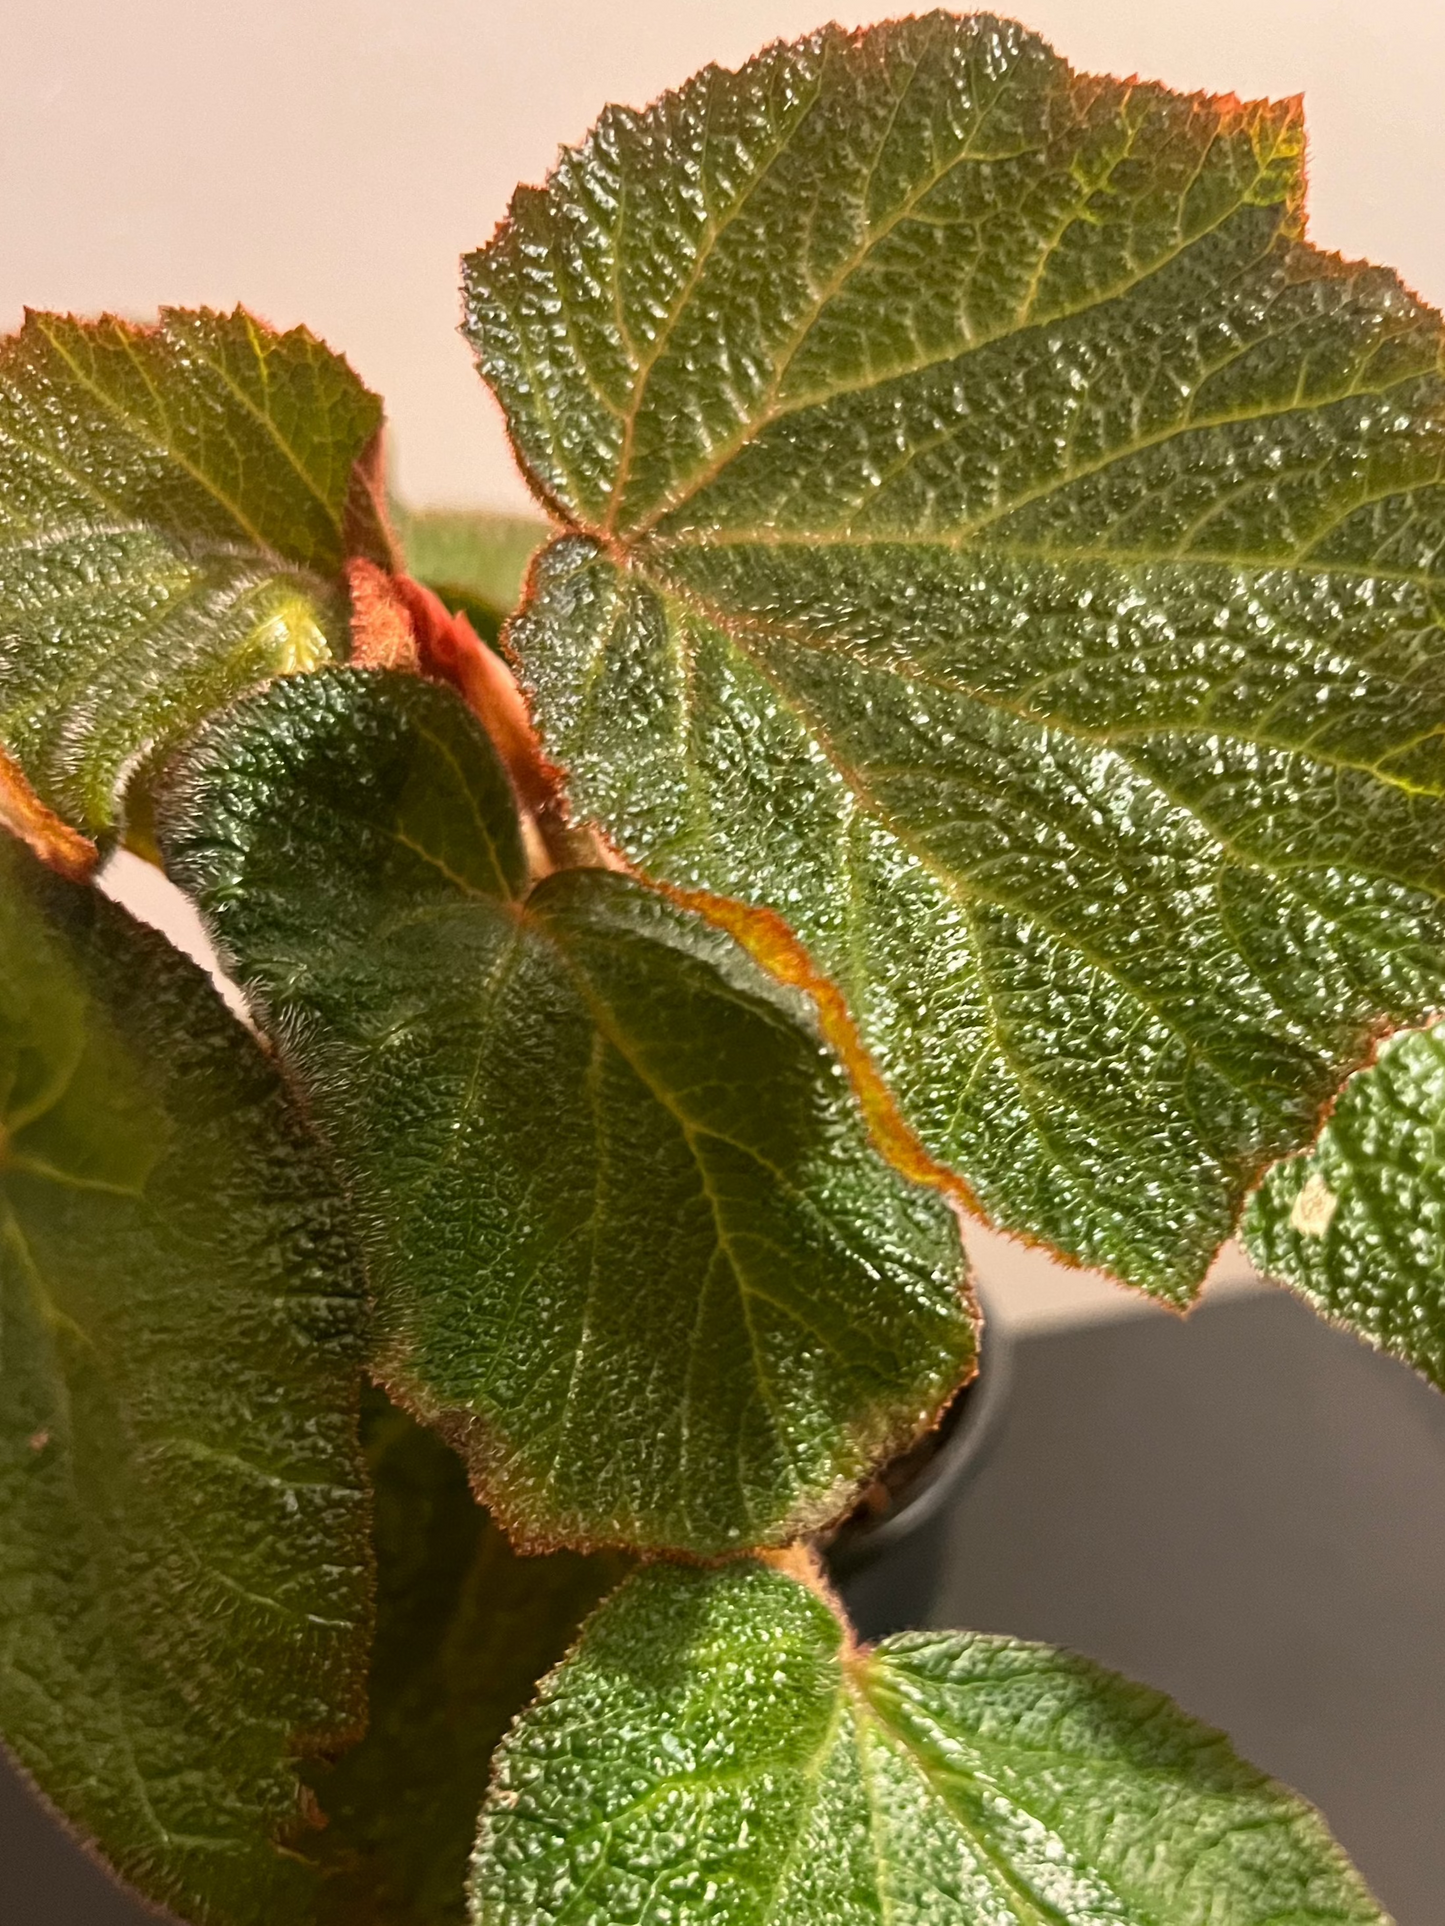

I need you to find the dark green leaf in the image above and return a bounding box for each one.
[467,10,1445,1297]
[395,509,548,642]
[305,1386,627,1926]
[0,831,370,1924]
[1244,1025,1445,1388]
[0,307,387,834]
[473,1559,1384,1925]
[159,669,974,1556]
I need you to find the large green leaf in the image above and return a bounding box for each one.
[0,306,388,835]
[159,668,974,1556]
[472,1559,1383,1925]
[0,831,370,1924]
[466,9,1445,1297]
[305,1386,627,1926]
[1244,1025,1445,1389]
[395,508,548,642]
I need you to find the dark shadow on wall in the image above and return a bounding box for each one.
[4,1289,1443,1923]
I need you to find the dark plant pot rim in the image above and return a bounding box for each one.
[825,1285,1014,1578]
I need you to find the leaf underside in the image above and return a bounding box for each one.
[0,831,370,1925]
[472,1561,1384,1925]
[0,307,386,835]
[1244,1024,1445,1388]
[304,1386,627,1926]
[158,669,975,1556]
[467,8,1445,1297]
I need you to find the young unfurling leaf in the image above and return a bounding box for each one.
[394,508,546,643]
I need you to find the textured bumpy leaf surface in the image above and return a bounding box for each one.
[395,508,547,641]
[0,306,387,835]
[473,1560,1383,1925]
[467,9,1445,1295]
[1245,1026,1445,1388]
[306,1387,627,1926]
[159,668,973,1556]
[0,832,370,1923]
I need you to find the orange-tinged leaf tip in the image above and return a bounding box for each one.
[0,748,98,881]
[399,574,564,818]
[664,883,982,1223]
[346,558,421,672]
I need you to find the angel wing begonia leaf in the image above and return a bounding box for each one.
[158,669,974,1556]
[472,1559,1385,1926]
[0,830,370,1924]
[466,9,1445,1297]
[1244,1025,1445,1389]
[0,306,388,835]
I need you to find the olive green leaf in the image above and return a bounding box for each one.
[305,1386,628,1926]
[473,1559,1384,1926]
[466,9,1445,1298]
[159,668,974,1556]
[0,306,388,836]
[1244,1025,1445,1389]
[0,831,370,1925]
[395,508,548,642]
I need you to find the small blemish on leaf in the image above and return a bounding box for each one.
[28,1430,49,1452]
[1290,1171,1338,1238]
[261,597,332,677]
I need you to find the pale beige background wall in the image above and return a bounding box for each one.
[3,1,1443,515]
[10,1,1438,1324]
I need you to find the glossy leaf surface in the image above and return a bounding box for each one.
[395,508,547,641]
[306,1387,627,1926]
[1244,1026,1445,1389]
[473,1559,1383,1925]
[0,307,387,834]
[160,670,974,1555]
[0,832,370,1924]
[468,10,1445,1296]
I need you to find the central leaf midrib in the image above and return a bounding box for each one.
[636,551,1445,809]
[646,557,1445,923]
[390,913,531,1206]
[185,320,354,549]
[759,1678,853,1923]
[540,1026,622,1514]
[3,1154,145,1199]
[615,14,1036,536]
[600,58,830,531]
[407,720,526,900]
[615,124,1305,541]
[35,315,342,569]
[361,878,893,1528]
[848,1676,1136,1926]
[638,373,1444,569]
[538,931,797,1492]
[936,892,1183,1256]
[631,568,1348,1111]
[516,1666,850,1897]
[529,911,943,1464]
[530,908,925,1286]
